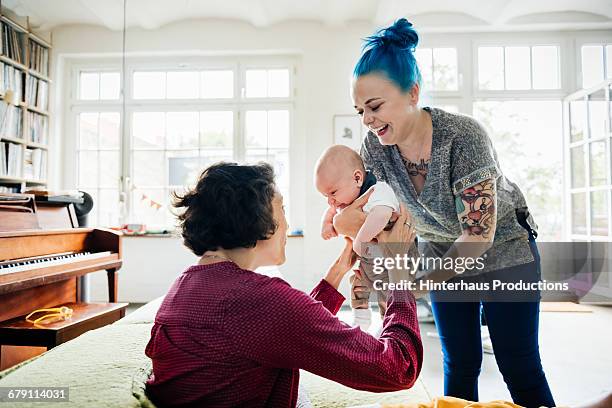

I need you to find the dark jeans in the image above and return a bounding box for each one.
[429,237,556,408]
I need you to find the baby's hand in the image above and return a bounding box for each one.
[321,222,338,240]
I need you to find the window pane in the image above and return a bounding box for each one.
[268,69,289,97]
[98,189,120,227]
[79,112,98,149]
[532,46,559,89]
[433,48,458,91]
[132,188,167,227]
[591,191,608,236]
[166,112,199,148]
[201,70,233,98]
[245,149,289,190]
[133,71,166,99]
[588,99,607,139]
[133,151,165,187]
[437,105,459,113]
[504,46,531,90]
[200,150,233,168]
[167,150,200,186]
[581,45,604,89]
[99,112,120,149]
[607,45,612,79]
[87,189,98,225]
[590,141,607,186]
[79,151,98,187]
[268,110,289,148]
[200,111,233,148]
[245,70,267,98]
[571,146,585,188]
[133,112,165,148]
[99,72,120,100]
[166,71,199,99]
[478,47,504,90]
[572,193,587,235]
[79,72,99,100]
[415,48,433,90]
[473,100,563,241]
[569,100,586,142]
[99,151,120,188]
[245,110,268,148]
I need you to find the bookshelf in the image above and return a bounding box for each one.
[0,7,50,194]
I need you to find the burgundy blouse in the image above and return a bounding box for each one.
[145,261,423,407]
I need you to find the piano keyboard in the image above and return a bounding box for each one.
[0,251,112,274]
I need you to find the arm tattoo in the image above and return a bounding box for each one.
[455,178,496,239]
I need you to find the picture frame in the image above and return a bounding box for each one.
[333,114,363,152]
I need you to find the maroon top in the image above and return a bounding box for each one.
[145,261,423,407]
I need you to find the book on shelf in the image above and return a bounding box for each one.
[22,147,46,180]
[0,141,23,177]
[0,61,24,102]
[26,75,48,110]
[0,101,22,138]
[27,111,48,144]
[28,40,49,76]
[0,185,20,193]
[0,21,25,64]
[0,141,5,176]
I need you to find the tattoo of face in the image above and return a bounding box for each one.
[455,179,496,239]
[401,157,430,178]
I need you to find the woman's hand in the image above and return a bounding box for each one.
[324,237,358,289]
[332,187,374,238]
[375,204,418,284]
[376,204,416,253]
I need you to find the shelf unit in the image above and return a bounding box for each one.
[0,6,51,193]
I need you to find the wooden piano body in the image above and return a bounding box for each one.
[0,193,125,370]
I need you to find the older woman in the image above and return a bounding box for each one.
[144,162,423,408]
[334,19,555,408]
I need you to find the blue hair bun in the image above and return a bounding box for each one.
[365,18,419,51]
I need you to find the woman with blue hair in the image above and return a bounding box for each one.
[333,18,556,408]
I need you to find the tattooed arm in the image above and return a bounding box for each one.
[455,178,497,244]
[409,178,497,298]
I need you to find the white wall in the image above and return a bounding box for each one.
[49,19,612,302]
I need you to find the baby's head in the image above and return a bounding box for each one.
[315,145,366,209]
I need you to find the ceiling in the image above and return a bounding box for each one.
[4,0,612,32]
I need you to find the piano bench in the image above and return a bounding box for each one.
[0,302,128,349]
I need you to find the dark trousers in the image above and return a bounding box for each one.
[429,237,555,408]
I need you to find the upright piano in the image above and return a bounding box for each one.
[0,193,125,370]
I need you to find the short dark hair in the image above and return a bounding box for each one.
[173,162,278,256]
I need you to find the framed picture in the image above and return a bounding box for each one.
[333,114,362,152]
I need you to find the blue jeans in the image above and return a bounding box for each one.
[429,238,555,408]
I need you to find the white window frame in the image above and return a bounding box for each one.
[65,55,296,227]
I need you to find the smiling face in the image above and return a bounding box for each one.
[351,73,420,146]
[256,192,288,266]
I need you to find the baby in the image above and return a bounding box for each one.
[315,145,400,330]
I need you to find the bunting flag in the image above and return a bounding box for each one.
[140,192,163,211]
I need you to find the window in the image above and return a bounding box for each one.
[473,101,563,241]
[580,44,612,89]
[133,70,235,99]
[76,111,121,226]
[131,110,235,226]
[414,47,459,91]
[78,71,121,100]
[565,85,611,239]
[245,69,290,98]
[477,45,560,90]
[72,61,293,228]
